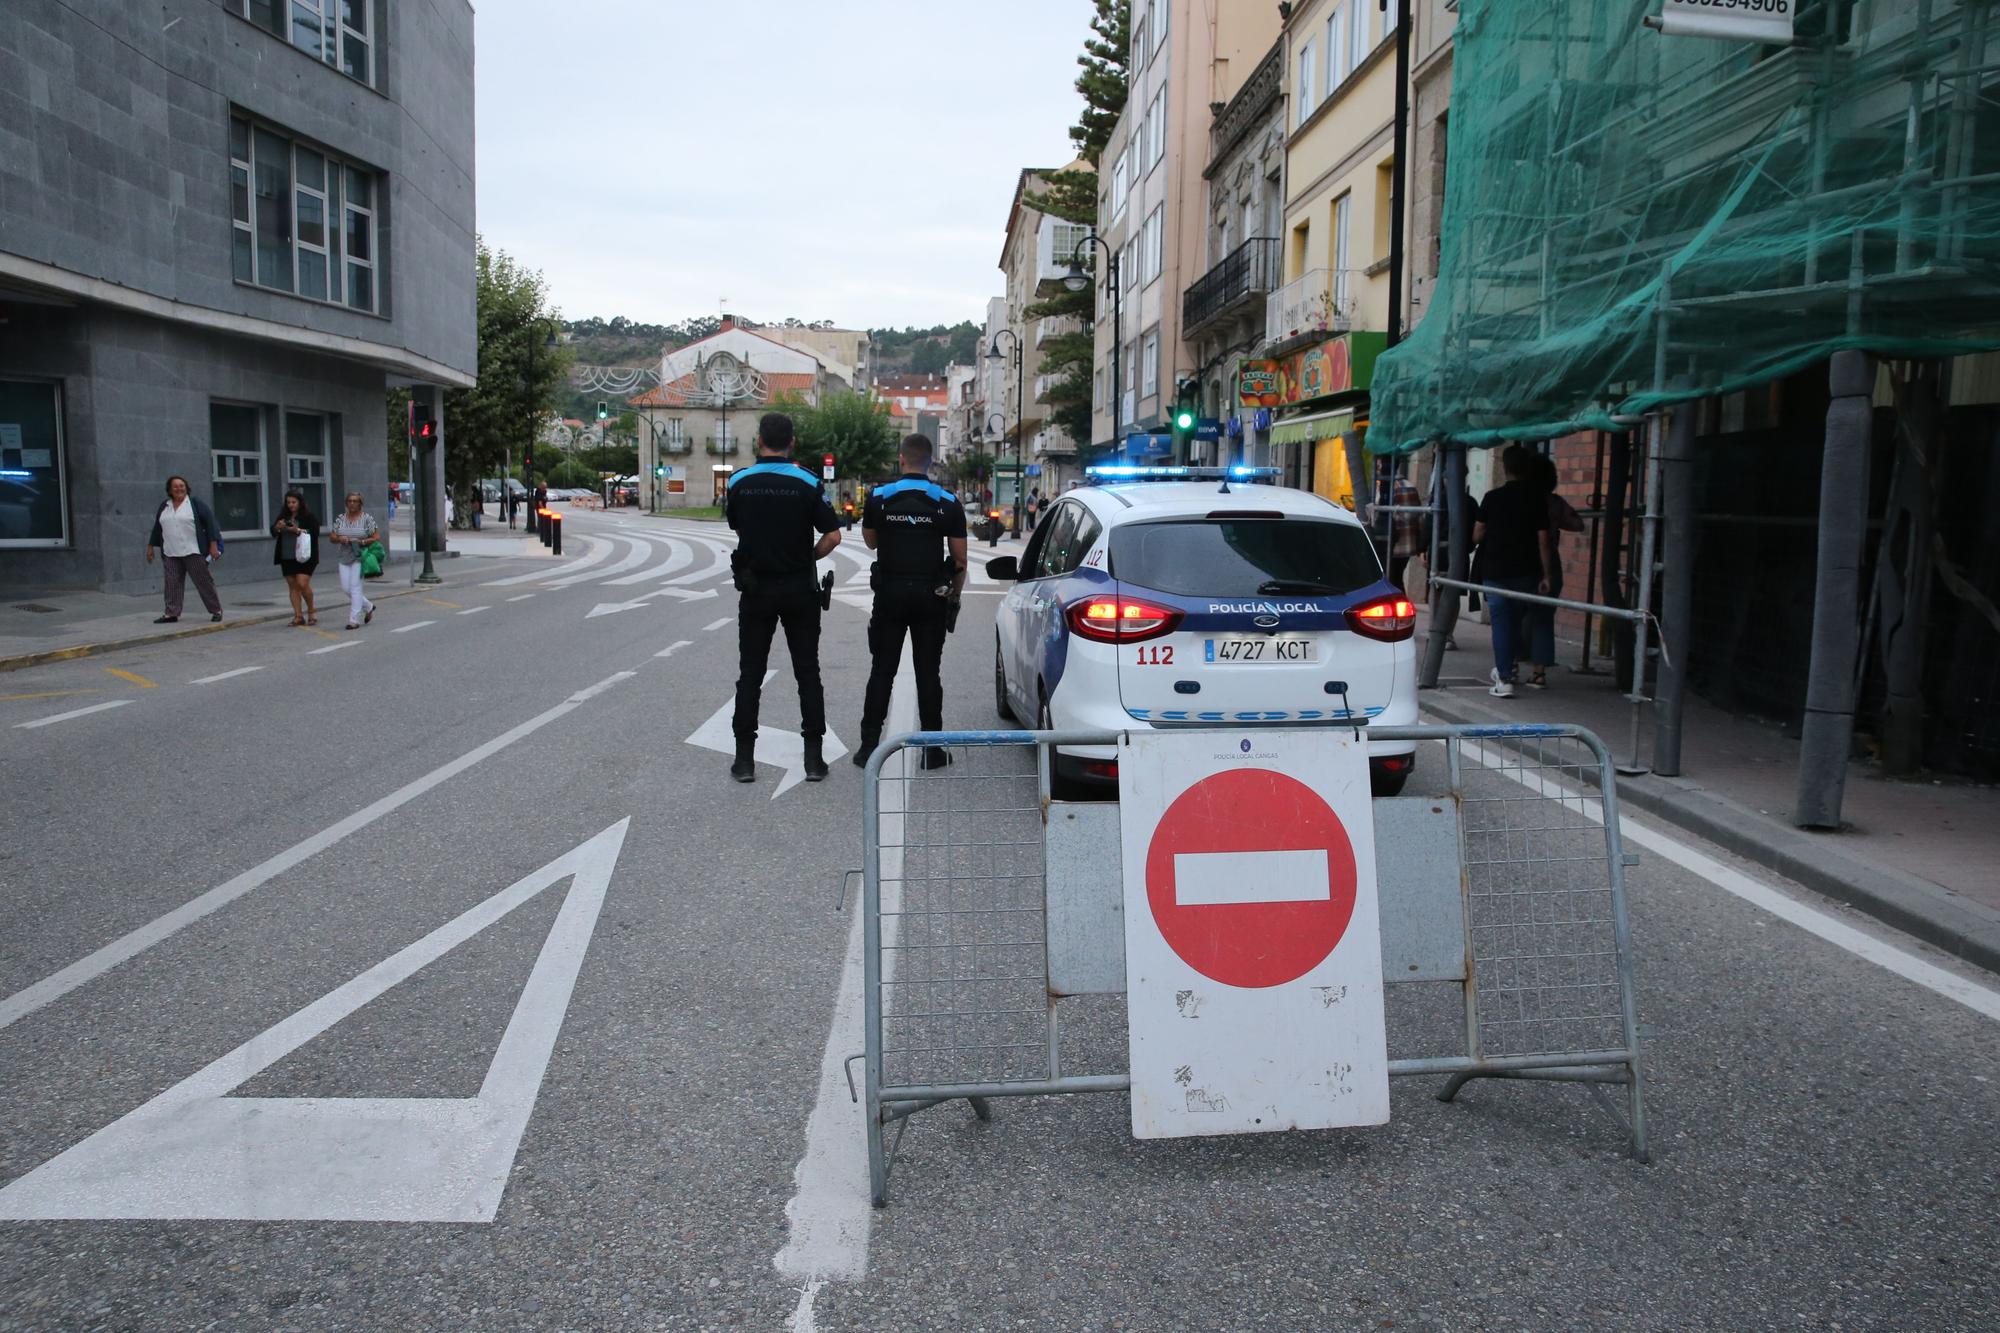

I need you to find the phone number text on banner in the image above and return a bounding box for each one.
[1659,0,1794,43]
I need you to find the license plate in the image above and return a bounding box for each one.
[1205,637,1318,664]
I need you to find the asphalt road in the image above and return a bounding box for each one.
[0,509,1995,1332]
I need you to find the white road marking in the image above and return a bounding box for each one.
[703,617,733,633]
[507,594,537,603]
[1458,739,2000,1024]
[656,640,694,659]
[0,822,631,1222]
[0,672,637,1034]
[308,642,362,655]
[646,586,720,603]
[775,658,916,1304]
[544,534,653,587]
[188,667,265,685]
[391,620,435,634]
[684,678,848,798]
[457,606,491,616]
[13,700,133,729]
[587,599,651,620]
[603,537,695,587]
[481,534,613,586]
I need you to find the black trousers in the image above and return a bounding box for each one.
[861,578,950,739]
[733,577,824,743]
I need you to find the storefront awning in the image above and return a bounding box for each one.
[1269,409,1357,447]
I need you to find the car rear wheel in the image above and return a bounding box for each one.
[1040,692,1097,802]
[995,637,1017,723]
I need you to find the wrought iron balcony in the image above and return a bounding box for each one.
[1182,237,1280,337]
[705,436,739,456]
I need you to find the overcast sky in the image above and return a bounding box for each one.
[473,0,1091,332]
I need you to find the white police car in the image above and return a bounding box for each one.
[988,466,1418,797]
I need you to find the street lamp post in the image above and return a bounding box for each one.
[1063,235,1122,462]
[516,319,558,533]
[986,328,1026,536]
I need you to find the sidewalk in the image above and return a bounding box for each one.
[0,521,566,672]
[1420,609,2000,973]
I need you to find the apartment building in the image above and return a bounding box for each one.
[0,0,478,592]
[998,166,1091,499]
[1263,0,1403,506]
[756,325,871,393]
[1089,0,1280,459]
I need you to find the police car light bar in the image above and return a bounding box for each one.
[1084,465,1282,483]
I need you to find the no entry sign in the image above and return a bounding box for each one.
[1120,730,1389,1139]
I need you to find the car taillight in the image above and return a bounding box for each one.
[1067,595,1183,644]
[1348,594,1417,642]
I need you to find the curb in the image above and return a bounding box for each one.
[0,583,427,675]
[1420,691,2000,977]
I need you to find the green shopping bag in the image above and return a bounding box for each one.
[359,540,385,579]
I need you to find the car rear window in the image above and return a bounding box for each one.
[1110,518,1382,598]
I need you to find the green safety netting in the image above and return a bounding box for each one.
[1370,0,2000,454]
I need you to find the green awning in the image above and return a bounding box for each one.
[1270,409,1355,447]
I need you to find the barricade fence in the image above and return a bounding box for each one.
[855,723,1648,1206]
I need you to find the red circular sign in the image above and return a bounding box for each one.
[1143,768,1358,989]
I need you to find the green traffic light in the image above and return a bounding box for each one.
[1175,409,1195,430]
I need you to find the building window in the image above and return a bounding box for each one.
[210,403,268,537]
[240,1,374,85]
[1111,149,1129,220]
[1328,7,1348,87]
[284,411,329,521]
[1297,39,1317,125]
[231,115,382,313]
[1133,5,1150,72]
[1334,193,1353,312]
[0,379,68,548]
[1350,0,1369,78]
[1147,86,1167,166]
[1141,206,1164,285]
[1156,0,1168,51]
[1141,329,1160,399]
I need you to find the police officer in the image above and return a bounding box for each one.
[854,433,967,769]
[723,412,843,784]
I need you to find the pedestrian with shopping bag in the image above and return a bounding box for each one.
[144,475,224,624]
[271,489,320,626]
[327,491,382,630]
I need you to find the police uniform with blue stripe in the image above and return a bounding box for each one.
[723,431,843,783]
[856,466,967,764]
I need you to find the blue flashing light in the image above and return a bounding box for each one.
[1084,464,1284,485]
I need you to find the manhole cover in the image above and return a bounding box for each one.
[12,604,59,614]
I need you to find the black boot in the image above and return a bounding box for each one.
[730,739,756,783]
[852,732,879,768]
[803,737,829,783]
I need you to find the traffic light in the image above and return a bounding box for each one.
[1170,380,1199,452]
[653,464,666,479]
[408,403,436,443]
[522,450,533,472]
[595,401,608,421]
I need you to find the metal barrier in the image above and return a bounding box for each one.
[855,723,1649,1205]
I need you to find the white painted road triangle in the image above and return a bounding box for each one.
[685,676,847,798]
[586,599,651,619]
[0,821,631,1223]
[646,586,719,603]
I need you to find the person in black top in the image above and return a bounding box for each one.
[1472,444,1555,699]
[724,412,844,783]
[855,434,968,769]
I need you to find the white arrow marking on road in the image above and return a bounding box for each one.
[645,586,719,603]
[0,820,631,1222]
[656,640,694,659]
[702,617,733,633]
[586,600,651,619]
[188,666,265,685]
[685,676,847,798]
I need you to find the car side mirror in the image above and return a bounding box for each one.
[986,556,1020,581]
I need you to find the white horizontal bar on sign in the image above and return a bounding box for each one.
[1173,850,1329,907]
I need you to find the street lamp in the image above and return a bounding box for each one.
[986,328,1025,536]
[1063,234,1122,461]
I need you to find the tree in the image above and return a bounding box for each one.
[432,241,572,510]
[1022,0,1129,448]
[773,391,900,481]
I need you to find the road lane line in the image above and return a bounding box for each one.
[103,668,156,689]
[188,667,265,685]
[391,620,436,634]
[0,672,639,1034]
[457,606,492,616]
[480,534,613,586]
[420,597,462,609]
[603,537,695,587]
[308,642,361,655]
[702,617,733,633]
[0,689,100,703]
[655,640,694,659]
[544,534,652,587]
[507,594,536,603]
[14,700,134,730]
[1457,739,2000,1024]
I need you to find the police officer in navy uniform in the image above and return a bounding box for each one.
[723,412,843,784]
[855,433,967,768]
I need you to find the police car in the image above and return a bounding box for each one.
[987,466,1418,797]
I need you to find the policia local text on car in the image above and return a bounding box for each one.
[723,412,843,784]
[855,433,968,770]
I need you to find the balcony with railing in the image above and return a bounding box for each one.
[1035,315,1083,348]
[1031,427,1076,457]
[1034,371,1071,403]
[1182,237,1280,337]
[658,433,693,455]
[705,435,739,457]
[1263,268,1364,351]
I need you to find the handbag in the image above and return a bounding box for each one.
[359,540,384,578]
[294,531,313,562]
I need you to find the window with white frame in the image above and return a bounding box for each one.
[1334,193,1353,311]
[1111,148,1129,220]
[239,1,374,85]
[1350,0,1369,78]
[210,403,268,536]
[1297,39,1317,126]
[283,411,329,522]
[1147,86,1166,166]
[1141,328,1160,399]
[1141,206,1164,286]
[1156,0,1168,51]
[1133,3,1150,72]
[231,115,382,313]
[1382,0,1401,48]
[1328,6,1348,87]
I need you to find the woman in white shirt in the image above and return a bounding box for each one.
[143,475,224,623]
[326,491,383,630]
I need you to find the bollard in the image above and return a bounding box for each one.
[538,508,551,547]
[550,511,562,555]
